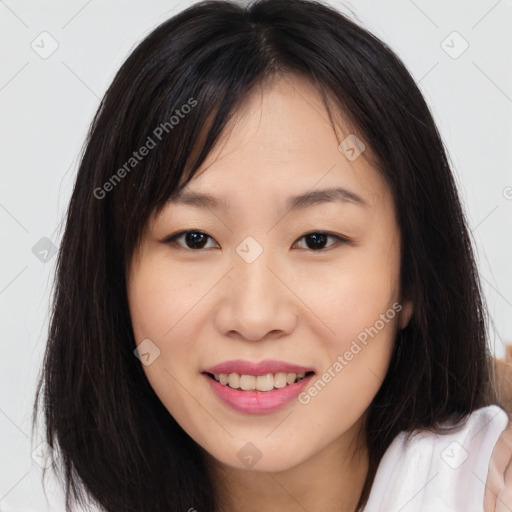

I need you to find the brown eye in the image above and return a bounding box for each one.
[166,231,218,250]
[164,230,349,252]
[294,232,348,251]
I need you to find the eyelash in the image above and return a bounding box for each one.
[163,230,351,252]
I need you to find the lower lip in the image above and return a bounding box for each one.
[202,373,314,414]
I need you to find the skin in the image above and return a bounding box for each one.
[126,73,414,511]
[484,425,512,511]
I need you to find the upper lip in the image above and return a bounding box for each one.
[202,359,315,376]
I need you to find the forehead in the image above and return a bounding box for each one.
[168,74,391,216]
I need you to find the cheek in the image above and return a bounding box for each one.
[309,245,401,342]
[304,240,401,389]
[127,256,201,342]
[299,267,400,422]
[127,261,204,418]
[127,257,204,398]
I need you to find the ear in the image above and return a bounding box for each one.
[399,300,413,330]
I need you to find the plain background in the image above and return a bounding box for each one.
[1,0,511,510]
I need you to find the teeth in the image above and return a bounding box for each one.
[228,373,240,389]
[286,373,297,385]
[240,374,256,390]
[211,372,310,391]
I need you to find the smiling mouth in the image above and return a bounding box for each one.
[204,371,315,392]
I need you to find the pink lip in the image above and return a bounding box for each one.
[202,359,315,376]
[203,372,315,414]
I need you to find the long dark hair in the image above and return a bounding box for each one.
[32,1,504,510]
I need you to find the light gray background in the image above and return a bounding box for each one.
[1,0,511,510]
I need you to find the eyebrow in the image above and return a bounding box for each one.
[167,186,369,212]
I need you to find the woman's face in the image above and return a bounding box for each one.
[126,74,413,473]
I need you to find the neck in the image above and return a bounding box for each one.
[206,419,369,512]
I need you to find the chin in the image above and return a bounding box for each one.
[207,437,308,473]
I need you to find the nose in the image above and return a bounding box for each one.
[213,245,298,342]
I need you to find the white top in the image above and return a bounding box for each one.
[362,405,509,512]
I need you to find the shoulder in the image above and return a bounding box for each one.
[363,405,510,512]
[484,419,512,512]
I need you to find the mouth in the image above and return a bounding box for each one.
[203,370,316,392]
[202,369,316,414]
[201,359,317,413]
[202,371,315,415]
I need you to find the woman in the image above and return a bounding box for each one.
[32,1,512,510]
